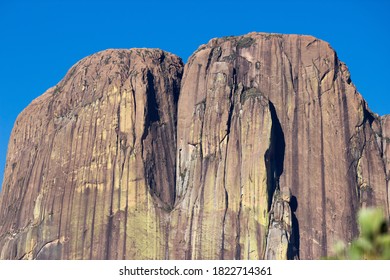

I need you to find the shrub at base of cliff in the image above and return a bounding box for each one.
[327,208,390,260]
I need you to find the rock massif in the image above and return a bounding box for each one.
[0,33,388,260]
[0,49,183,259]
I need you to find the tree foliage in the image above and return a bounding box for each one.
[328,208,390,260]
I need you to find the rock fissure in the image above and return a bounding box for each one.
[0,33,389,260]
[318,86,328,257]
[220,82,235,259]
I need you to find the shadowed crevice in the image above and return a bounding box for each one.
[265,101,301,260]
[288,195,300,259]
[146,71,160,124]
[143,70,177,210]
[265,101,286,210]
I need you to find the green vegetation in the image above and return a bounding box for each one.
[222,53,237,62]
[53,85,62,95]
[328,208,390,260]
[237,37,254,48]
[118,51,126,60]
[263,33,283,40]
[221,35,235,41]
[240,87,263,103]
[68,66,76,77]
[104,55,111,65]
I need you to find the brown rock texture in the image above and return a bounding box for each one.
[0,49,183,259]
[171,33,388,259]
[0,32,388,260]
[381,116,390,214]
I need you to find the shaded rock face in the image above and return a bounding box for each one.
[0,33,388,260]
[381,116,390,214]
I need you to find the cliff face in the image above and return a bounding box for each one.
[0,33,388,260]
[0,49,183,259]
[171,33,388,259]
[382,116,390,214]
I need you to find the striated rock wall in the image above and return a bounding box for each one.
[172,33,388,259]
[381,116,390,215]
[171,60,274,259]
[0,33,388,260]
[0,49,183,259]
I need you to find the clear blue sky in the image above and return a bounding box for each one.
[0,0,389,186]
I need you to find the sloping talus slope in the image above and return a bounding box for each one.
[0,33,388,259]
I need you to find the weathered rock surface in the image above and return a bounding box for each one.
[381,115,390,214]
[171,33,388,259]
[0,49,183,259]
[0,33,388,260]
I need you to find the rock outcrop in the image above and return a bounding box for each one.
[0,49,183,259]
[0,33,388,260]
[381,116,390,214]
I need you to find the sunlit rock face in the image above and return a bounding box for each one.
[0,49,183,259]
[0,33,388,260]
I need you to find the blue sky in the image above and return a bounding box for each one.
[0,0,389,186]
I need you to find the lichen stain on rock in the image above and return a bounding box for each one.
[0,33,388,260]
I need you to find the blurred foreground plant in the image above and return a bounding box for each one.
[328,208,390,260]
